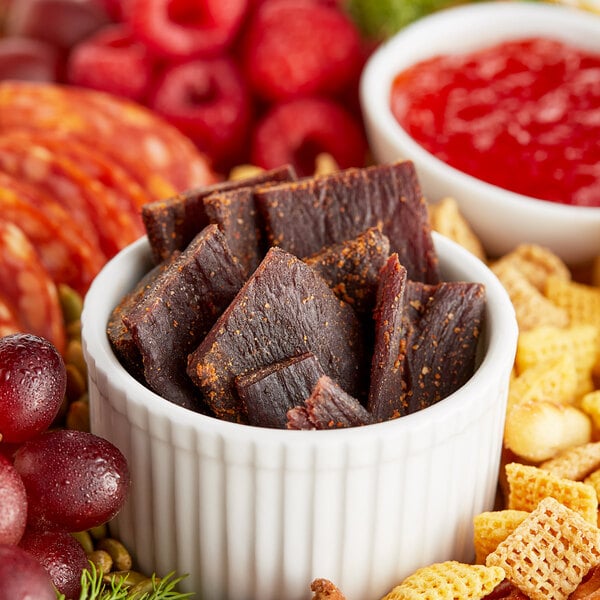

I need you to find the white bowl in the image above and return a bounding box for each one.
[81,234,517,600]
[360,2,600,266]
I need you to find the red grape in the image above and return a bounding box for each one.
[14,429,130,532]
[5,0,110,50]
[0,333,66,444]
[0,454,27,545]
[0,543,56,600]
[0,37,60,82]
[19,529,88,598]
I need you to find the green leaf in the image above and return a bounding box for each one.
[346,0,473,40]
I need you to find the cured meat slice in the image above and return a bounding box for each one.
[0,81,216,200]
[122,225,246,411]
[0,294,22,338]
[0,220,66,354]
[187,247,366,423]
[368,253,486,420]
[235,352,325,429]
[0,134,141,258]
[6,130,152,214]
[304,227,390,315]
[287,376,374,430]
[141,164,297,264]
[256,161,440,283]
[0,172,105,295]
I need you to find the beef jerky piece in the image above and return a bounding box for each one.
[287,406,314,430]
[107,254,178,384]
[369,255,486,420]
[368,254,409,422]
[123,224,246,411]
[288,376,374,430]
[187,247,365,423]
[400,279,485,413]
[235,352,325,429]
[142,164,297,264]
[255,161,440,283]
[304,227,390,315]
[203,187,263,277]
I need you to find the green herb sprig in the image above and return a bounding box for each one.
[55,564,194,600]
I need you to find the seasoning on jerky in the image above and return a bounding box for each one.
[304,226,390,315]
[255,161,440,283]
[187,247,366,423]
[203,187,264,277]
[368,254,409,422]
[287,375,374,430]
[122,224,246,412]
[235,352,325,429]
[369,253,486,420]
[107,253,179,384]
[142,164,297,264]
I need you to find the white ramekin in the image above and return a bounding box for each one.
[82,233,517,600]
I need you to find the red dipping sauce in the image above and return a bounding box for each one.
[391,37,600,207]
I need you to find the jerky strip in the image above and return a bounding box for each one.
[107,252,179,383]
[255,161,439,283]
[400,279,485,414]
[235,352,325,429]
[142,165,297,264]
[122,224,246,411]
[304,226,390,315]
[368,254,408,422]
[203,187,263,277]
[187,247,365,423]
[368,258,485,420]
[287,375,373,430]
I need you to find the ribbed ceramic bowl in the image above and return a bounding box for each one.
[360,2,600,266]
[81,233,517,600]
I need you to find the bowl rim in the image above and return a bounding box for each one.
[82,233,518,444]
[359,0,600,220]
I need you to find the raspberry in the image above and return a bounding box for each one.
[67,24,154,101]
[126,0,249,59]
[242,0,364,102]
[250,97,367,177]
[148,57,252,170]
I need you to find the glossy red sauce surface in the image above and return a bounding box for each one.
[391,38,600,207]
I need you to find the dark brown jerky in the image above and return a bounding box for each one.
[235,352,325,429]
[368,257,486,420]
[122,224,246,411]
[288,375,373,430]
[255,161,439,283]
[368,254,408,422]
[304,227,390,315]
[141,165,297,264]
[107,252,179,383]
[187,247,366,423]
[203,187,263,277]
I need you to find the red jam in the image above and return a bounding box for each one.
[391,37,600,207]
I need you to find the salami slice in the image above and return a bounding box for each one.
[0,294,22,338]
[0,220,66,354]
[0,133,142,258]
[4,129,152,214]
[0,172,105,294]
[0,81,216,199]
